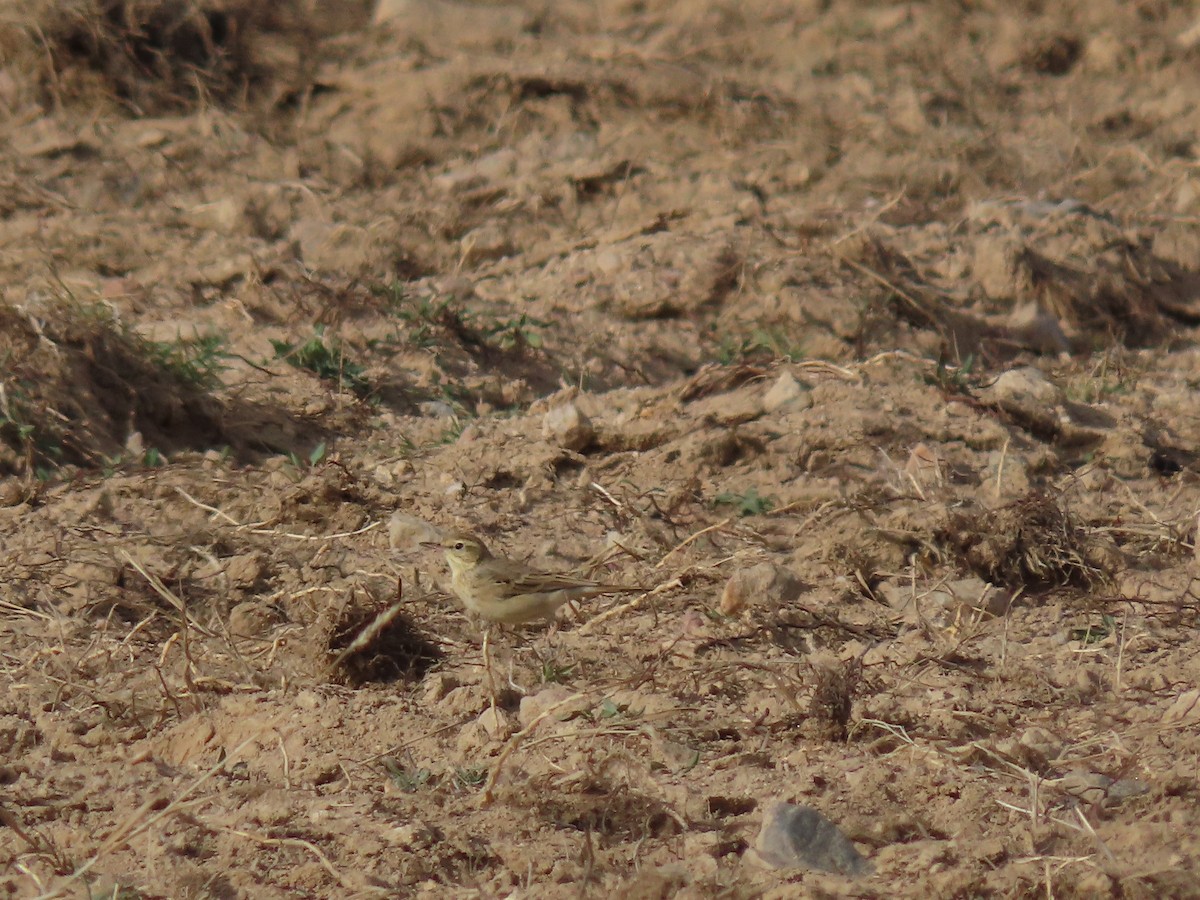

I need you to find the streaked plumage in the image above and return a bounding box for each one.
[428,531,641,624]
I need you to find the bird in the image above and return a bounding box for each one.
[422,530,643,703]
[424,530,643,625]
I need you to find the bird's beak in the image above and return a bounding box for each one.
[419,541,442,550]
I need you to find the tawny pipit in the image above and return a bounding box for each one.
[424,531,643,625]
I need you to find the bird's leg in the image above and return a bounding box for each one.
[481,626,498,714]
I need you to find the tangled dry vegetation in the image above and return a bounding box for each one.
[3,1,1200,897]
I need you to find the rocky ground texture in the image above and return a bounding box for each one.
[3,1,1200,897]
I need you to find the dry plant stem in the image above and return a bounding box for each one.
[0,803,39,849]
[119,549,214,638]
[826,190,906,248]
[351,720,467,768]
[576,577,682,635]
[206,826,384,893]
[995,436,1010,500]
[32,735,260,900]
[839,255,942,324]
[656,517,734,568]
[481,690,591,806]
[173,486,382,541]
[792,359,860,382]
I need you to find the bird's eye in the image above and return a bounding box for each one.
[454,541,465,550]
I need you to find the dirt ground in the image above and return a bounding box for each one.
[3,0,1200,896]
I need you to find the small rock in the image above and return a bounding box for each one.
[1018,726,1064,762]
[542,402,594,452]
[518,685,587,727]
[0,479,24,507]
[229,601,283,637]
[477,706,513,741]
[182,197,244,235]
[762,371,812,412]
[1057,771,1115,807]
[752,801,873,877]
[1008,302,1070,356]
[421,672,458,705]
[439,685,480,717]
[389,512,440,550]
[225,553,264,589]
[720,562,805,615]
[988,367,1065,420]
[418,400,457,419]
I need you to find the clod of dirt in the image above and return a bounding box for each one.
[1057,771,1149,809]
[388,511,440,550]
[940,492,1114,590]
[762,370,812,412]
[983,367,1115,449]
[1006,302,1071,356]
[880,577,1012,633]
[752,801,873,877]
[720,562,805,615]
[542,401,594,452]
[965,199,1199,345]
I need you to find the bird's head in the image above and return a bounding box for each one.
[425,531,491,571]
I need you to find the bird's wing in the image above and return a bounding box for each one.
[488,560,636,594]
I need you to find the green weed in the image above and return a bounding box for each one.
[271,326,369,396]
[717,327,803,364]
[714,486,774,516]
[383,759,431,792]
[481,313,545,351]
[1069,614,1116,645]
[540,658,577,684]
[452,766,487,791]
[927,353,976,394]
[144,332,230,388]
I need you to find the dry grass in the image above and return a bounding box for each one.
[940,491,1112,591]
[0,0,346,114]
